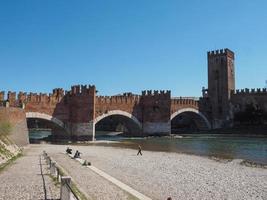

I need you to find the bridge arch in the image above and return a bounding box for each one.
[26,112,65,129]
[94,110,142,129]
[171,108,211,130]
[93,110,142,139]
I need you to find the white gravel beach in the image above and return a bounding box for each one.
[0,145,60,200]
[42,144,267,200]
[51,152,135,200]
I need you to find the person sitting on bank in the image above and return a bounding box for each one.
[74,150,81,158]
[137,145,142,156]
[66,147,72,154]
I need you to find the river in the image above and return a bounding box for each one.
[29,130,267,164]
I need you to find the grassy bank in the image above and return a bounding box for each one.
[0,120,22,172]
[0,152,22,173]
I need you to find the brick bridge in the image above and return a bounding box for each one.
[0,85,211,140]
[2,48,267,142]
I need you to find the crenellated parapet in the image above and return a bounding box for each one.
[0,91,4,101]
[18,92,27,102]
[52,88,65,97]
[94,92,142,121]
[8,91,16,102]
[230,87,267,116]
[141,90,171,97]
[0,89,67,108]
[0,91,5,107]
[18,91,64,103]
[0,85,98,107]
[66,85,96,124]
[69,84,96,96]
[207,48,234,59]
[171,97,199,107]
[232,88,267,95]
[140,90,171,125]
[170,97,200,116]
[96,93,140,104]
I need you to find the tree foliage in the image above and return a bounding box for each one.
[234,103,267,125]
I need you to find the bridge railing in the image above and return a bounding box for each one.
[43,151,82,200]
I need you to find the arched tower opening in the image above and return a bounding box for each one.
[26,112,69,143]
[171,108,211,134]
[94,110,142,139]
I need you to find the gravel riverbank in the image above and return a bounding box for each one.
[42,144,267,200]
[51,152,135,200]
[0,145,60,200]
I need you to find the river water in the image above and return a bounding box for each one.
[29,131,267,164]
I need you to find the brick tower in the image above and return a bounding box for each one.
[207,48,235,128]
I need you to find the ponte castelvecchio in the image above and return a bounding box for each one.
[1,49,267,142]
[1,1,267,199]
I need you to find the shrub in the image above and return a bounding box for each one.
[0,121,12,137]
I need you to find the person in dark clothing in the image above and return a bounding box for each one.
[74,150,81,158]
[66,147,72,154]
[137,145,142,156]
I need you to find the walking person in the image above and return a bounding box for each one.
[137,145,142,156]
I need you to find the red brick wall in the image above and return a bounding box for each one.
[68,86,95,123]
[0,107,29,146]
[171,98,199,115]
[140,90,171,123]
[95,94,141,120]
[2,86,210,128]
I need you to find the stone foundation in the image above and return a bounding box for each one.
[142,122,170,135]
[70,121,95,140]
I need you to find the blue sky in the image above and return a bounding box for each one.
[0,0,266,97]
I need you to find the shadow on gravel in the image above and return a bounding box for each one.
[39,156,60,200]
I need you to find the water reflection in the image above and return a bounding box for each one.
[29,130,52,140]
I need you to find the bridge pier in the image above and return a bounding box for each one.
[142,122,171,136]
[70,121,95,140]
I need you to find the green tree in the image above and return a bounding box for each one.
[234,103,265,125]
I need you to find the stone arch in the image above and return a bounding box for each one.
[94,110,142,129]
[26,112,65,129]
[171,108,211,130]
